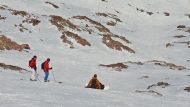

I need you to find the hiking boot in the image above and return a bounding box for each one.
[44,80,50,82]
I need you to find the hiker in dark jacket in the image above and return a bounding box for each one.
[86,74,104,89]
[29,55,37,81]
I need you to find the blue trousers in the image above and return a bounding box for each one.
[44,71,49,81]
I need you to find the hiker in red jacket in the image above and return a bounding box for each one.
[44,58,52,82]
[29,55,37,81]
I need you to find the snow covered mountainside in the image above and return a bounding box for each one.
[0,0,190,106]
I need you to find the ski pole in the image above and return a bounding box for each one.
[51,69,56,82]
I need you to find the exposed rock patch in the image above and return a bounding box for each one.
[164,12,170,16]
[0,63,23,72]
[184,86,190,92]
[0,35,30,51]
[173,35,186,38]
[106,21,116,26]
[177,25,186,29]
[147,82,170,89]
[72,15,133,52]
[96,12,122,22]
[22,18,41,26]
[45,1,59,8]
[0,15,6,20]
[101,34,135,53]
[73,15,110,33]
[99,63,128,71]
[50,15,81,31]
[100,60,188,71]
[148,60,187,70]
[166,43,174,48]
[62,31,91,47]
[12,10,29,17]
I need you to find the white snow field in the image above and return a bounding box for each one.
[0,0,190,107]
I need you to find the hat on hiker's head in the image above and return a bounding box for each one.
[47,58,50,61]
[33,55,37,58]
[94,74,97,77]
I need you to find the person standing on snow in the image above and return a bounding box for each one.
[29,55,37,81]
[86,74,104,89]
[43,58,52,82]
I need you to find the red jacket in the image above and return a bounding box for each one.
[44,60,50,72]
[29,58,36,69]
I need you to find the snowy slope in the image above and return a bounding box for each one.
[0,0,190,107]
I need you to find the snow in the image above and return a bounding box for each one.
[0,0,190,107]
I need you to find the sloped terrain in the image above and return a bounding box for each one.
[0,0,190,107]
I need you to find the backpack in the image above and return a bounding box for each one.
[91,79,97,88]
[41,62,45,70]
[29,60,32,67]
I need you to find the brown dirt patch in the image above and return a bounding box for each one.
[0,63,29,72]
[173,41,190,46]
[127,61,144,65]
[0,15,6,20]
[0,63,22,72]
[96,12,122,22]
[22,18,41,26]
[147,82,170,89]
[184,86,190,92]
[173,35,186,38]
[166,43,174,48]
[12,10,29,17]
[45,1,59,8]
[164,12,170,16]
[102,34,135,53]
[135,90,162,96]
[147,12,153,15]
[0,35,30,51]
[177,25,186,28]
[148,60,187,70]
[60,34,73,48]
[29,18,41,26]
[72,15,133,52]
[72,15,110,33]
[62,31,91,46]
[21,44,30,49]
[50,15,81,31]
[99,63,128,71]
[106,21,116,26]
